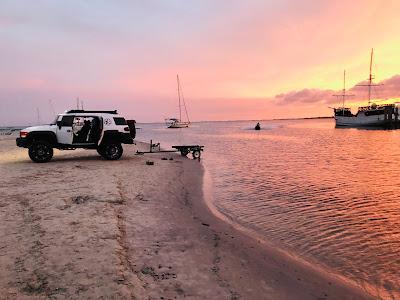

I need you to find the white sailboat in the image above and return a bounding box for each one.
[165,75,190,128]
[334,49,397,127]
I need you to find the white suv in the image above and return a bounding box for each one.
[16,110,136,162]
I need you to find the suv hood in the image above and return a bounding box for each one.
[22,125,56,132]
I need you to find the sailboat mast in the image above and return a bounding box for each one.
[342,70,346,116]
[343,70,346,108]
[368,48,374,106]
[356,48,380,105]
[333,69,354,113]
[181,89,190,124]
[177,74,182,122]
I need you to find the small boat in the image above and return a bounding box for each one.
[333,49,398,127]
[165,75,190,128]
[165,118,189,128]
[255,122,261,130]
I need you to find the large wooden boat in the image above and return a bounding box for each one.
[333,49,398,127]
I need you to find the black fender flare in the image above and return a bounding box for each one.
[26,131,57,147]
[100,130,133,145]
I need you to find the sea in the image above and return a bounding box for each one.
[138,119,400,299]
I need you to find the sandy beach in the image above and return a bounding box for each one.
[0,136,372,299]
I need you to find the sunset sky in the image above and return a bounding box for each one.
[1,0,400,125]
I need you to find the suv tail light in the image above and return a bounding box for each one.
[124,127,130,132]
[20,131,28,138]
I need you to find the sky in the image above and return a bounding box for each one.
[1,0,400,125]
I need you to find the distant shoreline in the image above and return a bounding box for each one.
[134,117,334,124]
[272,116,333,121]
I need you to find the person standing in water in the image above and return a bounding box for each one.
[255,122,261,130]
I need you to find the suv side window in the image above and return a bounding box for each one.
[61,115,74,126]
[113,117,127,125]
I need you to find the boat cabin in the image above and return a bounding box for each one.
[356,104,396,116]
[334,107,353,117]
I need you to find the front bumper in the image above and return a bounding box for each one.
[16,137,28,148]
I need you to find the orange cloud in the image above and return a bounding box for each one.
[275,89,334,105]
[272,74,400,108]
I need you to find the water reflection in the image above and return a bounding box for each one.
[138,119,400,298]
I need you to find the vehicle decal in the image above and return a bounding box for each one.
[104,118,112,126]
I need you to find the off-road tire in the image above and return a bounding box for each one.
[28,141,54,163]
[99,142,123,160]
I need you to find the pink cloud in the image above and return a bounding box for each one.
[350,75,400,100]
[274,89,334,105]
[273,74,400,106]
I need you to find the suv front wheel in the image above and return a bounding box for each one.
[28,141,54,163]
[98,142,123,160]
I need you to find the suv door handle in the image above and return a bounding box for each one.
[67,129,72,132]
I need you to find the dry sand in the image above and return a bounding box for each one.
[0,136,373,299]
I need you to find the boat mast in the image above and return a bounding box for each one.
[333,69,354,115]
[182,94,190,124]
[343,70,346,108]
[49,99,56,117]
[357,48,381,106]
[368,49,373,106]
[177,74,182,122]
[179,81,190,124]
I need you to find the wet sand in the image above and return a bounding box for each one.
[0,136,372,299]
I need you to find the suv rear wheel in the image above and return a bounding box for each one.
[98,142,123,160]
[28,141,54,163]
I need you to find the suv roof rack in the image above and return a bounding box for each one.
[66,110,118,114]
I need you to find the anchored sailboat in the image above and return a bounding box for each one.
[333,49,398,127]
[165,75,190,128]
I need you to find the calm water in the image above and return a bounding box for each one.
[138,119,400,299]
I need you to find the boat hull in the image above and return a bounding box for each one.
[335,115,389,127]
[168,122,190,128]
[165,119,190,128]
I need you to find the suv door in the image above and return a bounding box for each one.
[56,115,74,144]
[72,116,100,144]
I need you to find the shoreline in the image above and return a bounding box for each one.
[185,159,373,299]
[200,166,375,299]
[0,137,373,299]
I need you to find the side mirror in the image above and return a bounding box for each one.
[56,121,62,129]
